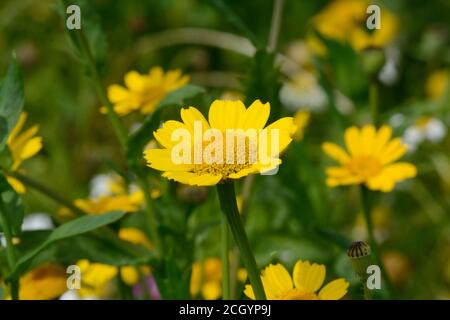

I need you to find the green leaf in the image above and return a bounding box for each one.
[0,54,24,150]
[126,84,205,161]
[8,211,126,279]
[0,175,24,236]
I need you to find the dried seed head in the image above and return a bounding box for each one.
[347,241,371,259]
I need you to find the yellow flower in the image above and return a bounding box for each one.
[144,99,297,186]
[244,260,349,300]
[15,263,67,300]
[310,0,398,52]
[5,112,43,194]
[322,124,417,192]
[73,195,142,215]
[77,259,117,298]
[293,111,310,141]
[105,67,189,116]
[190,258,246,300]
[426,69,448,100]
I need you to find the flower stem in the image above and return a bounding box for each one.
[137,177,163,258]
[221,212,231,300]
[369,79,379,126]
[216,182,266,300]
[70,21,127,150]
[360,186,393,298]
[268,0,285,52]
[0,198,19,300]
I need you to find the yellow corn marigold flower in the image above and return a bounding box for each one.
[190,258,246,300]
[12,263,67,300]
[5,112,43,194]
[310,0,398,53]
[105,67,189,116]
[244,260,349,300]
[77,259,117,298]
[144,99,297,186]
[322,124,417,192]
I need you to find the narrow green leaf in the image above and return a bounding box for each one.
[0,175,24,236]
[0,54,24,150]
[127,84,205,161]
[8,211,126,279]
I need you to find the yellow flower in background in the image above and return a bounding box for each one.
[190,258,247,300]
[144,100,297,186]
[73,195,142,215]
[105,67,189,116]
[77,259,117,298]
[14,264,66,300]
[310,0,398,53]
[5,112,43,194]
[426,69,448,100]
[322,124,417,192]
[244,260,349,300]
[293,111,310,141]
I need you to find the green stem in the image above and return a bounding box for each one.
[221,212,231,300]
[216,183,266,300]
[137,177,163,258]
[360,186,393,298]
[3,169,84,217]
[0,198,19,300]
[369,79,379,126]
[71,21,127,149]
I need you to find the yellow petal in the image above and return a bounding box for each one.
[120,266,140,286]
[208,100,246,131]
[366,162,417,192]
[374,125,392,154]
[344,126,361,156]
[107,84,129,103]
[260,264,293,299]
[379,138,407,164]
[7,112,27,145]
[293,260,326,293]
[144,149,192,172]
[239,100,270,130]
[202,281,221,300]
[190,262,202,297]
[153,120,188,148]
[361,124,376,155]
[20,137,42,160]
[260,117,296,158]
[180,107,210,133]
[322,142,350,164]
[162,171,222,186]
[6,176,26,194]
[124,71,147,91]
[244,284,256,300]
[318,278,349,300]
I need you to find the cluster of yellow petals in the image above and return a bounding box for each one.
[309,0,398,53]
[244,260,349,300]
[322,124,417,192]
[106,67,189,116]
[6,112,43,194]
[144,99,297,186]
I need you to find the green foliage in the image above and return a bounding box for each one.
[0,54,24,151]
[0,175,24,236]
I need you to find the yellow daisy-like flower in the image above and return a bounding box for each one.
[77,259,118,298]
[322,124,417,192]
[11,264,67,300]
[244,260,349,300]
[144,99,297,186]
[5,112,43,194]
[310,0,398,53]
[106,67,189,116]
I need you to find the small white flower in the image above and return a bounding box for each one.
[403,117,447,151]
[21,213,54,231]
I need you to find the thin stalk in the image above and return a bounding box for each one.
[2,169,84,217]
[0,198,19,300]
[137,177,163,258]
[71,24,127,149]
[369,79,379,126]
[360,186,393,298]
[268,0,285,52]
[221,212,230,300]
[216,183,266,300]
